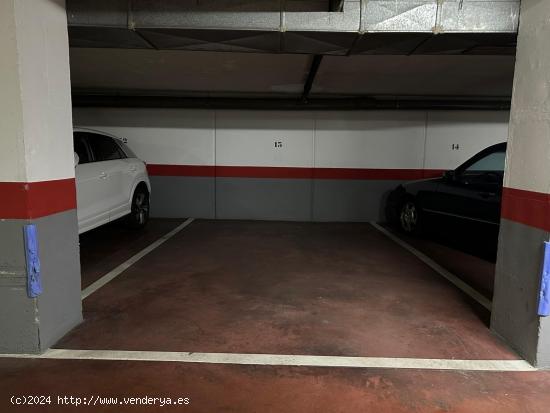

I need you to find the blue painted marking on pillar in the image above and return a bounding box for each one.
[24,224,42,298]
[538,242,550,317]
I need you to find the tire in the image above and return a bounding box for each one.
[398,199,421,234]
[126,186,149,229]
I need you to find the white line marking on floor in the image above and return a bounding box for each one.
[370,222,492,311]
[81,218,195,300]
[0,349,535,372]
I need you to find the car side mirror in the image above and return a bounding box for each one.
[443,170,456,182]
[74,152,79,167]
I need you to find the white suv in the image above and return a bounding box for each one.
[73,128,151,234]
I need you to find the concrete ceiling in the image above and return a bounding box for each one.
[70,48,515,99]
[70,48,310,97]
[68,0,517,107]
[313,55,515,97]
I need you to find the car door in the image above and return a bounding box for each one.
[428,148,506,226]
[74,132,109,232]
[113,140,140,219]
[85,133,127,221]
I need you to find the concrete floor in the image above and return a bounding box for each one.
[1,219,549,412]
[79,218,184,289]
[3,359,550,412]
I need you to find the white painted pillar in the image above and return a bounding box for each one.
[491,0,550,367]
[0,0,82,353]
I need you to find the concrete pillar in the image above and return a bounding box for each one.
[0,0,82,353]
[491,1,550,367]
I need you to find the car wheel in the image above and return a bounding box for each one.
[127,186,149,229]
[399,199,421,234]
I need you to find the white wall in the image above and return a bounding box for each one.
[216,111,314,168]
[314,111,426,169]
[73,108,509,171]
[73,108,216,166]
[425,111,510,170]
[504,0,550,195]
[0,0,74,183]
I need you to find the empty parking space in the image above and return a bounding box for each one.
[57,220,514,361]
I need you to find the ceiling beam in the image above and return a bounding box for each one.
[72,94,511,111]
[329,0,345,12]
[301,55,323,103]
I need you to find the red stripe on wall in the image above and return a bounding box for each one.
[146,164,215,177]
[216,166,313,179]
[313,168,444,180]
[147,164,445,180]
[0,178,76,219]
[421,169,447,179]
[501,187,550,232]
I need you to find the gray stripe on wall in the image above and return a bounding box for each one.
[36,210,83,350]
[0,210,82,353]
[216,178,312,221]
[0,287,39,353]
[150,176,215,219]
[149,176,403,222]
[313,179,404,222]
[491,218,550,368]
[0,219,40,353]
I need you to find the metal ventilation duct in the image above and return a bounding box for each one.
[67,0,519,55]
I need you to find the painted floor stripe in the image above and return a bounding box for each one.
[370,222,492,311]
[0,349,535,372]
[81,218,195,300]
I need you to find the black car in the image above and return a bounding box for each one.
[385,142,507,241]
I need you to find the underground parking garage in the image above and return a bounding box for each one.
[2,0,550,411]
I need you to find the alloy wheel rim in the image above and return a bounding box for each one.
[133,193,149,224]
[400,202,417,232]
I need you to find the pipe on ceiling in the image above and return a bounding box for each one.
[72,94,511,111]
